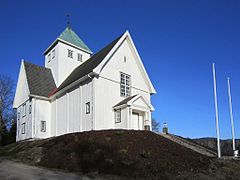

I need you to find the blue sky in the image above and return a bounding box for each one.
[1,0,240,139]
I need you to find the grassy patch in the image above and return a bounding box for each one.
[87,137,95,144]
[119,149,128,155]
[104,137,111,142]
[115,131,125,136]
[139,150,151,159]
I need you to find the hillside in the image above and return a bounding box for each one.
[1,130,240,179]
[192,138,240,156]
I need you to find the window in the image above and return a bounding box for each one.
[86,102,90,114]
[115,109,121,123]
[52,49,55,59]
[124,56,127,63]
[22,103,26,117]
[17,112,20,120]
[29,104,32,114]
[78,53,83,62]
[21,123,25,134]
[48,53,51,63]
[41,121,46,132]
[68,49,73,58]
[120,73,131,97]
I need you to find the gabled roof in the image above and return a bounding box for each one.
[113,95,137,108]
[58,27,92,53]
[57,33,123,91]
[24,61,56,97]
[113,94,154,111]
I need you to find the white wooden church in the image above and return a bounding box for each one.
[13,27,156,141]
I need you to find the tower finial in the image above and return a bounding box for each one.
[66,13,71,28]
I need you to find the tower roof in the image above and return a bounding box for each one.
[44,27,92,55]
[58,27,92,53]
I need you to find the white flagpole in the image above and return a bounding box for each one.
[227,77,236,151]
[212,63,221,158]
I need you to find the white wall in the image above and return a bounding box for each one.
[51,79,93,136]
[34,99,51,139]
[94,77,120,130]
[81,80,93,131]
[51,100,56,136]
[15,62,32,141]
[56,94,67,135]
[45,41,91,86]
[16,99,32,141]
[13,61,30,108]
[45,44,59,85]
[114,108,128,129]
[94,38,153,130]
[69,88,79,132]
[14,61,52,141]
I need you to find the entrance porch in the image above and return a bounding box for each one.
[113,94,154,130]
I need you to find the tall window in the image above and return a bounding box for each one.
[21,123,25,134]
[68,49,73,58]
[78,53,83,62]
[41,121,46,132]
[17,112,20,120]
[120,73,131,97]
[29,104,32,114]
[124,56,127,63]
[115,109,121,123]
[22,103,26,117]
[86,102,90,114]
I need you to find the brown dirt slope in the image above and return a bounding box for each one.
[0,130,212,179]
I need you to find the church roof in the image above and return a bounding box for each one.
[58,27,92,53]
[113,94,154,111]
[113,95,138,108]
[56,33,123,92]
[24,61,56,97]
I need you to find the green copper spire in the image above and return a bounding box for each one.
[58,27,92,53]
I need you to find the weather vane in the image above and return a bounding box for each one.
[66,13,71,27]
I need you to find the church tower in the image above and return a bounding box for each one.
[44,27,92,87]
